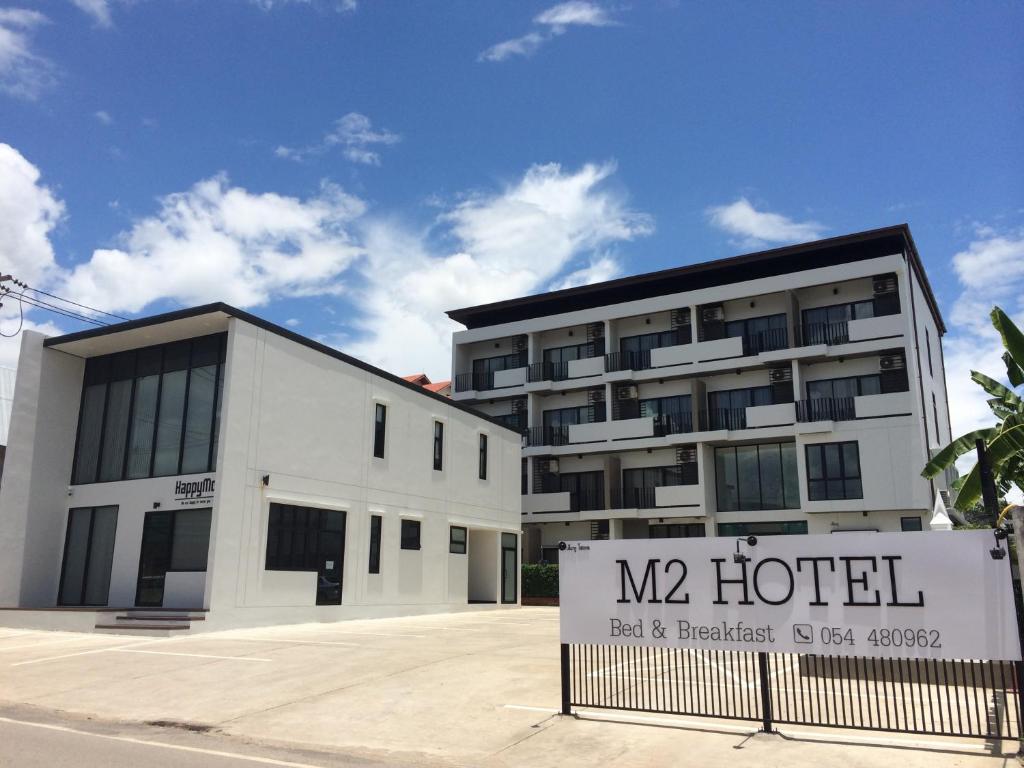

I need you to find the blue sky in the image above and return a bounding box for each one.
[0,0,1022,437]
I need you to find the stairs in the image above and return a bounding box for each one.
[94,609,206,636]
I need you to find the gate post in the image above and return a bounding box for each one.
[560,643,571,715]
[757,652,774,732]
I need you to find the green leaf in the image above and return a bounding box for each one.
[922,428,998,478]
[992,307,1024,379]
[1004,351,1024,388]
[973,371,1023,408]
[953,424,1024,509]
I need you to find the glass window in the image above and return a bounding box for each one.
[806,441,863,500]
[449,526,467,554]
[805,374,881,401]
[71,334,226,485]
[373,403,386,459]
[170,508,212,571]
[707,386,772,430]
[368,514,382,573]
[543,343,589,365]
[401,519,421,550]
[717,521,808,537]
[266,503,346,573]
[473,353,523,376]
[478,434,488,480]
[649,523,705,538]
[59,505,118,606]
[715,442,799,511]
[901,516,923,532]
[433,421,444,471]
[543,406,589,429]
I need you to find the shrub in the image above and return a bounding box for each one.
[522,563,559,597]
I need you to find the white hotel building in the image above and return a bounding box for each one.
[0,305,521,632]
[447,226,954,562]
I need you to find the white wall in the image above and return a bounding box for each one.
[0,365,17,446]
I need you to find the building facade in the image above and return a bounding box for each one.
[0,304,521,631]
[446,226,954,563]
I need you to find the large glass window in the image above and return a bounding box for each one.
[724,313,788,353]
[543,406,591,429]
[71,334,226,485]
[58,506,118,606]
[715,442,799,511]
[401,519,421,550]
[640,394,691,434]
[265,503,346,572]
[649,523,705,538]
[806,441,863,500]
[621,465,692,508]
[620,329,678,355]
[472,353,523,377]
[559,471,604,512]
[806,375,881,401]
[543,343,591,365]
[170,508,212,571]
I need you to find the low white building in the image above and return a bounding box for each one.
[0,304,522,632]
[446,225,955,561]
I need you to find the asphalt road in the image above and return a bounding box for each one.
[0,705,386,768]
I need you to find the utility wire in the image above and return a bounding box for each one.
[20,283,129,322]
[0,287,25,338]
[1,286,108,327]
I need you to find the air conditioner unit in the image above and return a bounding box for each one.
[588,387,606,403]
[769,367,792,382]
[880,354,905,370]
[617,385,638,400]
[701,305,724,322]
[872,273,897,292]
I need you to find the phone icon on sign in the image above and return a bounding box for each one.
[793,624,813,644]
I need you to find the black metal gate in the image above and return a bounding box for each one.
[561,644,1024,740]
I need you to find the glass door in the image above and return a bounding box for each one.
[501,532,517,604]
[58,506,118,606]
[135,511,173,606]
[316,510,346,606]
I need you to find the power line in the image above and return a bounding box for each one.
[1,287,108,327]
[21,283,129,322]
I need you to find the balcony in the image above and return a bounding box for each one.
[523,492,571,514]
[849,313,904,342]
[740,327,789,356]
[528,361,569,383]
[704,407,747,431]
[650,336,743,368]
[571,416,654,443]
[525,425,571,447]
[854,391,913,418]
[744,402,796,428]
[802,321,850,347]
[796,397,856,423]
[652,412,693,437]
[454,366,527,393]
[605,349,653,372]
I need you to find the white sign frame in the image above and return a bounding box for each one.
[558,531,1022,661]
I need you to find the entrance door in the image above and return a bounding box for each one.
[58,506,118,606]
[500,532,517,604]
[316,510,346,606]
[136,510,173,606]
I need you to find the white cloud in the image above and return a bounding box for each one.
[0,8,56,99]
[347,161,652,379]
[69,0,113,27]
[58,174,366,313]
[0,143,65,365]
[250,0,356,12]
[706,197,827,248]
[550,254,621,291]
[276,112,400,166]
[944,227,1024,457]
[94,109,113,125]
[480,1,616,62]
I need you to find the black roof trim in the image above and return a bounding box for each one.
[446,224,945,334]
[43,302,521,435]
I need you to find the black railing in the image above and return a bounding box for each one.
[528,361,570,383]
[563,644,1022,740]
[802,321,849,346]
[605,350,652,372]
[705,407,747,431]
[741,327,789,355]
[652,413,693,436]
[454,371,494,393]
[526,425,571,447]
[569,486,605,512]
[796,397,856,423]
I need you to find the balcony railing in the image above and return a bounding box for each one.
[740,327,789,355]
[704,407,748,431]
[652,412,693,437]
[605,349,653,372]
[796,397,856,423]
[525,425,571,447]
[528,361,570,383]
[612,479,699,510]
[802,321,849,346]
[570,486,606,512]
[454,371,494,393]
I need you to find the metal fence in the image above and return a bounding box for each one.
[561,643,1023,740]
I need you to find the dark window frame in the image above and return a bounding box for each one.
[926,329,934,378]
[649,523,706,539]
[57,505,119,607]
[717,521,809,537]
[478,434,488,480]
[373,403,387,459]
[368,514,382,574]
[449,525,467,554]
[805,441,863,501]
[265,503,345,572]
[433,421,444,471]
[619,329,678,355]
[901,516,923,532]
[805,374,882,401]
[543,342,592,365]
[715,442,799,512]
[401,519,422,551]
[472,352,524,377]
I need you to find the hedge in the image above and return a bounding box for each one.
[522,563,559,598]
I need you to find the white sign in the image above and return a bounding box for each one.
[559,531,1021,661]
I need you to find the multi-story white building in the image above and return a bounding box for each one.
[447,226,953,563]
[0,304,521,632]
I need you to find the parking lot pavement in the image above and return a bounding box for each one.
[0,610,1016,767]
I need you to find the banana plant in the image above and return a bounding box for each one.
[922,307,1024,510]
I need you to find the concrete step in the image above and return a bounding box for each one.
[94,623,191,636]
[115,614,205,622]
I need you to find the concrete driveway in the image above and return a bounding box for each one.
[0,608,1015,767]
